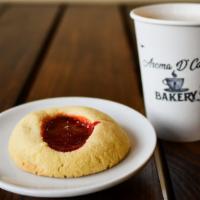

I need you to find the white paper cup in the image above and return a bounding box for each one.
[130,3,200,141]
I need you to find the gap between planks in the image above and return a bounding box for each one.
[0,4,10,17]
[15,4,66,105]
[154,143,175,200]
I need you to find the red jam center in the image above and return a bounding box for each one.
[41,114,99,152]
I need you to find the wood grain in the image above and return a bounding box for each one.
[161,141,200,200]
[24,5,163,199]
[0,4,60,112]
[27,5,144,110]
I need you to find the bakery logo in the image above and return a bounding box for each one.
[155,71,200,102]
[162,71,188,92]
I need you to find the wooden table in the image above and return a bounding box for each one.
[0,3,200,200]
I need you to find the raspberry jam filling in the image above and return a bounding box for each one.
[41,114,99,152]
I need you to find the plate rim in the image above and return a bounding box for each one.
[0,97,157,197]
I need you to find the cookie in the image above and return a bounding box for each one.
[8,106,130,178]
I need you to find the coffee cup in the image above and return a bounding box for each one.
[130,3,200,141]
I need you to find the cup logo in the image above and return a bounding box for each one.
[162,71,188,92]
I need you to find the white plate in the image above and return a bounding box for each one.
[0,97,157,197]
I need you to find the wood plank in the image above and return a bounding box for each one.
[24,5,163,199]
[0,4,62,199]
[0,4,61,112]
[161,141,200,200]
